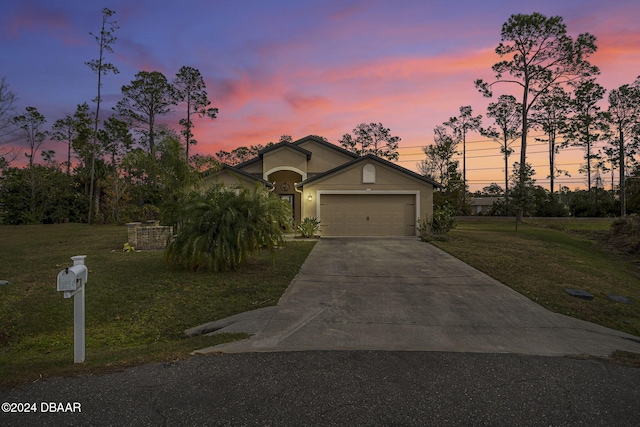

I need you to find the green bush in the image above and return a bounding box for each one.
[296,217,321,238]
[164,185,292,271]
[417,216,431,241]
[0,165,87,225]
[417,205,457,241]
[431,204,457,234]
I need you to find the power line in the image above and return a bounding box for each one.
[397,133,550,149]
[398,146,598,161]
[397,142,549,153]
[398,144,585,158]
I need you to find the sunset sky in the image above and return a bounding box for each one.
[2,0,639,191]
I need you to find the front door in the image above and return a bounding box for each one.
[268,170,303,224]
[280,194,294,219]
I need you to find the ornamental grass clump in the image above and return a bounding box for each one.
[296,217,320,238]
[606,214,640,256]
[164,185,292,271]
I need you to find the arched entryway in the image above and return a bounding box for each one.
[267,169,303,224]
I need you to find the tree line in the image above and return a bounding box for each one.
[5,10,636,226]
[0,9,405,226]
[419,12,640,220]
[0,9,225,225]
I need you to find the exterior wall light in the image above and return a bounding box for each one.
[308,195,313,201]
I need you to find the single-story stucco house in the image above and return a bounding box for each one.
[203,135,440,237]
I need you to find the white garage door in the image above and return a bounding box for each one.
[320,194,416,236]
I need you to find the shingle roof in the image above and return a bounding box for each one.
[292,135,359,159]
[258,141,312,159]
[295,154,442,188]
[235,135,358,169]
[206,164,274,188]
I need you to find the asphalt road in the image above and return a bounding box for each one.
[1,351,639,426]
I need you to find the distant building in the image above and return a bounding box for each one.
[469,197,501,215]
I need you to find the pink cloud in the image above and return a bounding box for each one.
[191,114,296,156]
[191,46,498,160]
[212,75,259,110]
[113,39,172,77]
[6,6,67,34]
[591,30,640,88]
[327,2,368,22]
[4,2,84,46]
[205,66,291,112]
[284,93,332,112]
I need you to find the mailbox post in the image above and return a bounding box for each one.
[56,255,88,363]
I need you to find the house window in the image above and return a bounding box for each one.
[363,164,376,184]
[225,187,241,195]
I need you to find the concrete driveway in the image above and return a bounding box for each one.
[194,237,640,357]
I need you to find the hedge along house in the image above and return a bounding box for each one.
[204,135,441,237]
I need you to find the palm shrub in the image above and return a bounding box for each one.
[164,185,292,271]
[296,217,321,238]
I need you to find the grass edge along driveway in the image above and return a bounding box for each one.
[430,217,640,341]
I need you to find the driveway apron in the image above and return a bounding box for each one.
[198,237,640,357]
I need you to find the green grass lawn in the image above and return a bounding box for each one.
[0,224,316,387]
[431,217,640,339]
[3,219,639,386]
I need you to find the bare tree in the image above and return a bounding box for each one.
[0,77,18,166]
[86,7,119,224]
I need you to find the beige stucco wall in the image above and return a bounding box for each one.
[262,148,308,178]
[297,140,355,174]
[238,161,263,176]
[235,140,355,179]
[200,170,264,191]
[299,160,434,227]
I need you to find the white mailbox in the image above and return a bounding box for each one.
[56,255,88,363]
[57,265,88,292]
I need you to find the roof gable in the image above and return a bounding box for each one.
[259,141,312,159]
[293,135,358,159]
[296,154,441,188]
[204,164,274,188]
[235,135,357,173]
